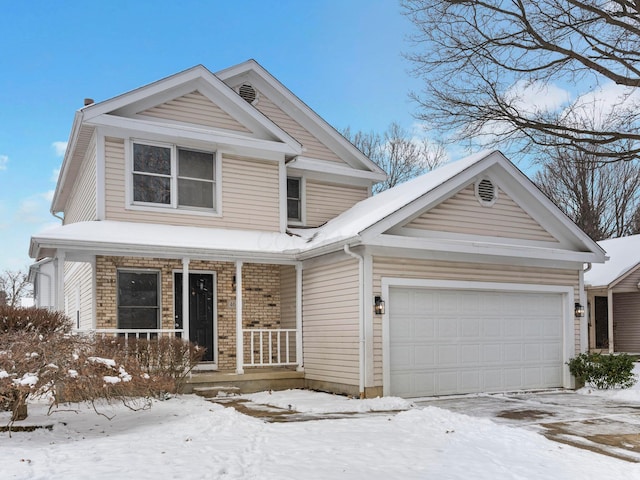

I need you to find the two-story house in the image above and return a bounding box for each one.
[29,60,605,398]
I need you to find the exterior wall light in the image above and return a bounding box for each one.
[374,296,385,315]
[574,302,585,317]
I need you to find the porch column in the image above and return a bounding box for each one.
[55,250,66,312]
[235,261,244,374]
[295,263,303,371]
[182,258,190,338]
[608,289,614,353]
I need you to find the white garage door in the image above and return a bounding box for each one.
[389,287,564,397]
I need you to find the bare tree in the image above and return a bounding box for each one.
[0,269,31,307]
[402,1,640,162]
[535,147,640,240]
[343,122,446,193]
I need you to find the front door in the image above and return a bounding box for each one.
[175,273,215,362]
[594,296,609,349]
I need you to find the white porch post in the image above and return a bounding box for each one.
[295,263,303,371]
[55,250,66,312]
[235,261,244,374]
[182,258,190,338]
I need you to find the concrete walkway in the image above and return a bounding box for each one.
[416,391,640,463]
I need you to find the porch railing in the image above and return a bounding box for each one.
[243,328,298,367]
[76,329,185,341]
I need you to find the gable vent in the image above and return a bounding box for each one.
[238,83,257,104]
[475,178,497,205]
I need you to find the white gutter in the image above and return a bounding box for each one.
[344,244,365,398]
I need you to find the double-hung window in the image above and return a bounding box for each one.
[131,141,216,212]
[117,270,160,330]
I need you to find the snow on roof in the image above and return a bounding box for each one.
[584,234,640,287]
[298,149,497,248]
[31,221,308,258]
[32,150,498,258]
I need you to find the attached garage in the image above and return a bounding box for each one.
[384,281,574,398]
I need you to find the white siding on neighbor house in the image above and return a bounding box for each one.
[302,259,360,387]
[305,180,368,227]
[404,185,557,242]
[104,137,281,231]
[140,91,251,133]
[254,92,344,163]
[64,261,93,330]
[64,133,97,224]
[372,256,581,387]
[613,292,640,353]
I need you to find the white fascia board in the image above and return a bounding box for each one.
[216,61,385,176]
[287,156,387,182]
[51,111,84,213]
[87,114,301,156]
[366,233,604,264]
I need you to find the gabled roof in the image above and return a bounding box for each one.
[294,150,606,264]
[584,235,640,288]
[216,59,386,179]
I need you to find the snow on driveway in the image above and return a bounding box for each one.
[2,391,640,480]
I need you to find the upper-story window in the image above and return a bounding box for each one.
[287,176,302,222]
[132,141,217,212]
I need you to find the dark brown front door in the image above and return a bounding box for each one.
[175,273,215,362]
[594,296,609,349]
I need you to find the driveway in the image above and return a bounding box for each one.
[415,391,640,462]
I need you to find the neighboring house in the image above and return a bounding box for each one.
[585,234,640,353]
[29,60,606,398]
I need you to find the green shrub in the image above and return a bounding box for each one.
[567,352,637,389]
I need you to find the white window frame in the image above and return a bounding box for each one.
[126,139,222,217]
[287,176,305,226]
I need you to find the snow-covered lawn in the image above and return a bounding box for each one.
[2,383,640,480]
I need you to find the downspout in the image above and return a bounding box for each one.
[344,244,365,398]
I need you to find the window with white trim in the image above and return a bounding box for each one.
[132,141,216,211]
[117,270,160,330]
[287,176,302,222]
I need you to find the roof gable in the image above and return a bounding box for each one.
[585,234,640,287]
[216,59,386,178]
[298,150,605,263]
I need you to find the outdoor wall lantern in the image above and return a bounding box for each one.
[574,302,585,317]
[374,296,385,315]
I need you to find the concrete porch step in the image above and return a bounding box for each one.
[183,368,305,395]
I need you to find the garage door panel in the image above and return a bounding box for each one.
[389,287,564,397]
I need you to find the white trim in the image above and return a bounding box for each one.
[96,131,106,220]
[287,156,387,182]
[295,263,304,371]
[235,261,244,374]
[380,277,576,396]
[279,161,287,232]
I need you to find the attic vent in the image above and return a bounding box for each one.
[238,83,257,104]
[475,178,498,205]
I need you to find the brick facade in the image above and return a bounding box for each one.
[95,256,282,370]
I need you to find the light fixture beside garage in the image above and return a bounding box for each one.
[574,302,585,317]
[374,296,385,315]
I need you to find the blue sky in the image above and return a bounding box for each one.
[0,0,426,272]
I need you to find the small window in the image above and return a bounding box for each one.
[287,177,302,222]
[475,178,498,206]
[117,271,160,329]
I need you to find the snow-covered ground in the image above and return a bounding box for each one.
[2,372,640,479]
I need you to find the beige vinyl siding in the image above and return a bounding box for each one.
[302,259,360,386]
[104,137,280,231]
[405,185,557,242]
[613,292,640,352]
[254,93,344,163]
[141,91,251,133]
[372,256,581,386]
[306,180,368,227]
[612,265,640,292]
[64,261,94,330]
[64,134,97,224]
